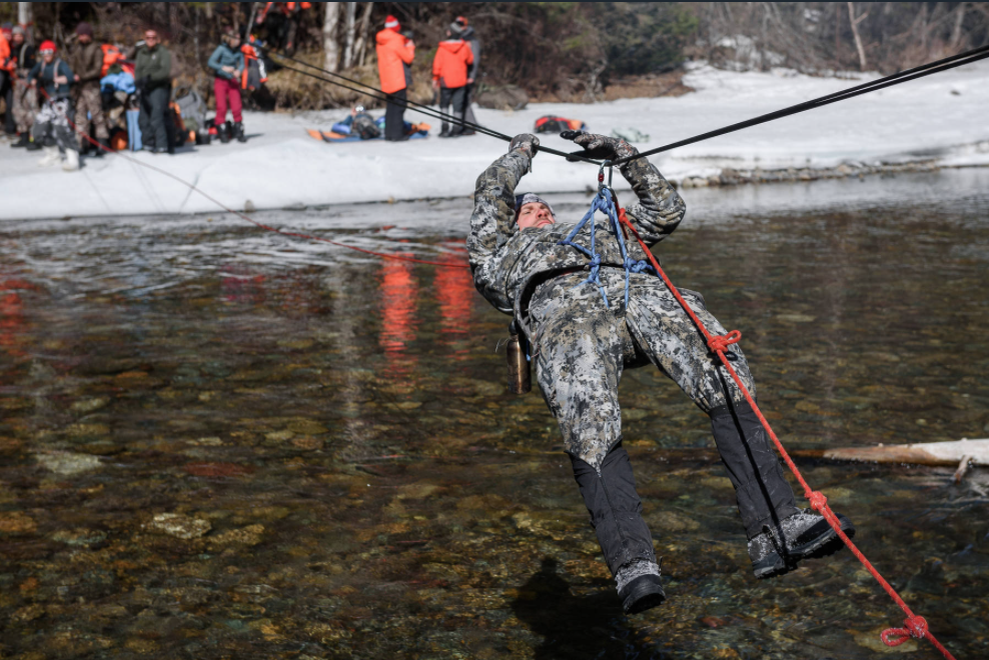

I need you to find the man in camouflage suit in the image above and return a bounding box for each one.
[5,26,38,149]
[67,22,109,156]
[467,132,855,615]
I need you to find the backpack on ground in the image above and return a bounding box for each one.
[534,115,587,134]
[173,87,211,144]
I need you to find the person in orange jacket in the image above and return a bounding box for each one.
[0,26,12,137]
[431,23,474,138]
[375,15,415,141]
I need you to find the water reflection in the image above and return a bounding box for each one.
[0,275,32,359]
[434,243,475,358]
[220,264,266,305]
[0,170,986,659]
[379,254,419,377]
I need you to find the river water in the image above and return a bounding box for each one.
[1,169,988,659]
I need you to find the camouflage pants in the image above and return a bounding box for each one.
[529,267,755,469]
[11,79,37,133]
[72,82,108,140]
[32,98,78,152]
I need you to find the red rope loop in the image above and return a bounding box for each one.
[708,330,742,353]
[807,490,828,513]
[882,616,929,646]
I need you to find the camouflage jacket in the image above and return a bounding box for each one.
[466,150,686,335]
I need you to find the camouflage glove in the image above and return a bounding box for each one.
[562,130,637,162]
[509,133,540,158]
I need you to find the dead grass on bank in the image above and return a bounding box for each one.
[264,51,436,112]
[602,70,694,101]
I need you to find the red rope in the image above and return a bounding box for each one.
[616,208,956,659]
[35,86,468,269]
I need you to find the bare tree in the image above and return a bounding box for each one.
[246,1,259,38]
[17,1,32,40]
[949,2,968,50]
[847,2,869,70]
[323,2,341,72]
[354,2,374,67]
[342,2,357,69]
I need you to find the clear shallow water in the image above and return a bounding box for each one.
[1,169,988,659]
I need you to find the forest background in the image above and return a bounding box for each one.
[3,2,988,111]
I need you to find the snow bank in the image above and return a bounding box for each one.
[2,59,988,221]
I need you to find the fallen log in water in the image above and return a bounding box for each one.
[820,438,989,467]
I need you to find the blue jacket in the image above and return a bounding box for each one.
[28,59,75,98]
[207,43,244,80]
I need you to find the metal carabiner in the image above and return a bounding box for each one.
[597,160,614,191]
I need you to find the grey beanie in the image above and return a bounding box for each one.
[514,193,555,220]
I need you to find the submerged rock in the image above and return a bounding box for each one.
[0,511,37,535]
[35,451,102,475]
[147,513,212,540]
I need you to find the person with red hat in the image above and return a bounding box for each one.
[67,21,110,156]
[27,39,81,170]
[375,15,415,141]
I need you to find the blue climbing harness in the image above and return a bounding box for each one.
[556,165,654,310]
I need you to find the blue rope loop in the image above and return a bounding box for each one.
[557,187,649,309]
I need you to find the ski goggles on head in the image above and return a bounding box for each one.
[39,48,55,54]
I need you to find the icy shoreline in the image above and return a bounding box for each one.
[2,59,988,221]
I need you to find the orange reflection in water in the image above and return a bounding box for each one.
[433,245,474,358]
[379,255,419,377]
[0,278,34,359]
[220,265,267,305]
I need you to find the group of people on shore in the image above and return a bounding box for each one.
[0,11,485,170]
[0,21,256,171]
[375,14,481,141]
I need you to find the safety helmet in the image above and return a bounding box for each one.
[39,40,56,53]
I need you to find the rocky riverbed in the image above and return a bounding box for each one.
[1,170,987,659]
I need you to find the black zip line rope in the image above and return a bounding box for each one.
[612,43,989,166]
[260,47,606,165]
[263,41,989,170]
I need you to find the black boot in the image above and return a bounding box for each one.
[218,123,230,144]
[10,132,31,148]
[25,135,42,151]
[571,443,665,615]
[748,508,855,579]
[234,121,247,143]
[95,137,111,156]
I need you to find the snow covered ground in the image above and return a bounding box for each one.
[2,59,988,221]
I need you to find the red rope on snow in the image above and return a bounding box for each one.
[35,86,469,269]
[616,208,957,659]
